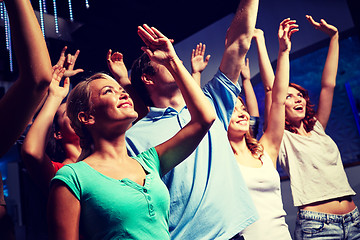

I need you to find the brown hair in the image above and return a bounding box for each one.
[238,97,264,158]
[285,83,316,134]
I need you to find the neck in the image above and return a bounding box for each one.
[228,134,249,156]
[91,130,129,161]
[62,141,81,163]
[291,120,309,136]
[150,86,185,111]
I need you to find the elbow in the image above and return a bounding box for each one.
[21,144,40,164]
[201,112,216,130]
[225,35,252,57]
[264,86,273,93]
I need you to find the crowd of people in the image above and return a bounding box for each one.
[0,0,359,239]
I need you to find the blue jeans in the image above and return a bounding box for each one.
[294,207,360,239]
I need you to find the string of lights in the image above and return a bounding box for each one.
[0,0,90,72]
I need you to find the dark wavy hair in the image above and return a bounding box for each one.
[285,83,316,134]
[45,111,67,163]
[130,53,155,107]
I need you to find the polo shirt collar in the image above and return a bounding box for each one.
[147,106,187,120]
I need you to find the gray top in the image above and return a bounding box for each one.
[279,120,355,207]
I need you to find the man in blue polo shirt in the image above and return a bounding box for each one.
[126,0,259,239]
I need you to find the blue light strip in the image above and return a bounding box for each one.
[39,0,45,37]
[53,0,59,34]
[4,8,13,72]
[85,0,90,9]
[68,0,73,21]
[43,0,47,13]
[0,2,4,20]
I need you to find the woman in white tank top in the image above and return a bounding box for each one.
[227,18,298,240]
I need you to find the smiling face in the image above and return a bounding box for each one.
[228,98,250,140]
[285,86,307,124]
[88,77,138,126]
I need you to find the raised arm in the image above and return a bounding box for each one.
[137,25,216,175]
[21,67,69,194]
[107,50,149,121]
[190,43,211,85]
[0,0,53,157]
[307,15,339,129]
[253,28,275,130]
[260,18,298,166]
[241,58,259,118]
[219,0,259,83]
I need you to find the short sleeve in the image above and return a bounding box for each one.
[51,165,81,200]
[134,148,161,175]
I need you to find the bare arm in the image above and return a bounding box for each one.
[190,43,211,85]
[107,50,149,121]
[260,19,298,166]
[219,0,259,83]
[253,28,275,130]
[21,67,69,194]
[240,58,259,117]
[0,0,53,157]
[137,25,216,175]
[306,15,339,129]
[47,182,80,240]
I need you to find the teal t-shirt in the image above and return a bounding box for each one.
[52,147,170,240]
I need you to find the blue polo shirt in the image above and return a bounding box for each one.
[126,70,258,240]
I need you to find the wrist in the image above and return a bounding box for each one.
[330,31,339,40]
[46,93,64,105]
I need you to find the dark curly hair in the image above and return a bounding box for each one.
[285,83,316,134]
[130,53,155,107]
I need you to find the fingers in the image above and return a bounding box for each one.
[204,54,211,63]
[151,26,166,38]
[56,46,67,67]
[279,18,298,38]
[138,26,153,47]
[63,77,71,92]
[288,27,299,39]
[73,49,80,62]
[306,15,320,28]
[107,49,112,62]
[52,66,66,83]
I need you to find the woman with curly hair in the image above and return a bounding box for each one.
[278,16,360,239]
[228,18,298,240]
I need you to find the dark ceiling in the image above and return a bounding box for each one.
[37,0,238,83]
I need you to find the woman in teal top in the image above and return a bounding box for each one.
[47,24,216,240]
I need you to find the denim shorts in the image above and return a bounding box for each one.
[294,207,360,239]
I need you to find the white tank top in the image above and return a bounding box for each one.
[238,151,292,240]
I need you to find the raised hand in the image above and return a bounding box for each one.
[54,46,84,78]
[137,24,177,65]
[106,49,129,85]
[306,15,338,37]
[49,66,70,100]
[278,18,299,53]
[191,43,211,74]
